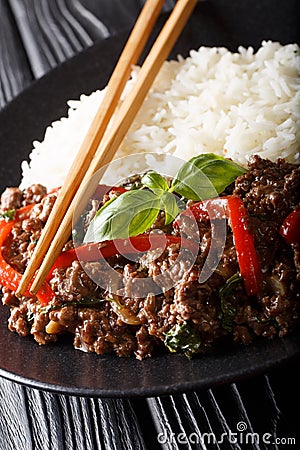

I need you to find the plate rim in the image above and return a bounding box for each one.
[0,6,299,398]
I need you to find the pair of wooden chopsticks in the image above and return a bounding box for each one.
[17,0,197,297]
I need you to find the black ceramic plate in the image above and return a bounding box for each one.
[0,1,299,398]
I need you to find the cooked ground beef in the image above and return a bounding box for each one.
[0,157,299,359]
[0,187,23,211]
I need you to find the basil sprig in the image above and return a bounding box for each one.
[170,153,246,200]
[84,153,246,243]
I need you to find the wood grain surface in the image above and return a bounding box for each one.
[0,1,299,449]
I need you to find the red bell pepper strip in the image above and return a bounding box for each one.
[280,204,300,245]
[174,197,227,225]
[226,196,261,297]
[49,234,198,276]
[0,220,55,305]
[35,281,56,306]
[0,221,23,291]
[174,196,261,296]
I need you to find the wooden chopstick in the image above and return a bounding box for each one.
[22,0,198,296]
[17,0,165,296]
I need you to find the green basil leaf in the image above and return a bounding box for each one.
[194,157,247,194]
[218,273,241,332]
[164,321,201,358]
[160,191,179,225]
[170,153,246,201]
[141,171,169,192]
[84,189,160,243]
[171,163,217,200]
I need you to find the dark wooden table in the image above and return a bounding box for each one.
[0,1,299,449]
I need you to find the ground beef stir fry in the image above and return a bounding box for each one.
[0,156,299,359]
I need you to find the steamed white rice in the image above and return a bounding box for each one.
[20,40,300,190]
